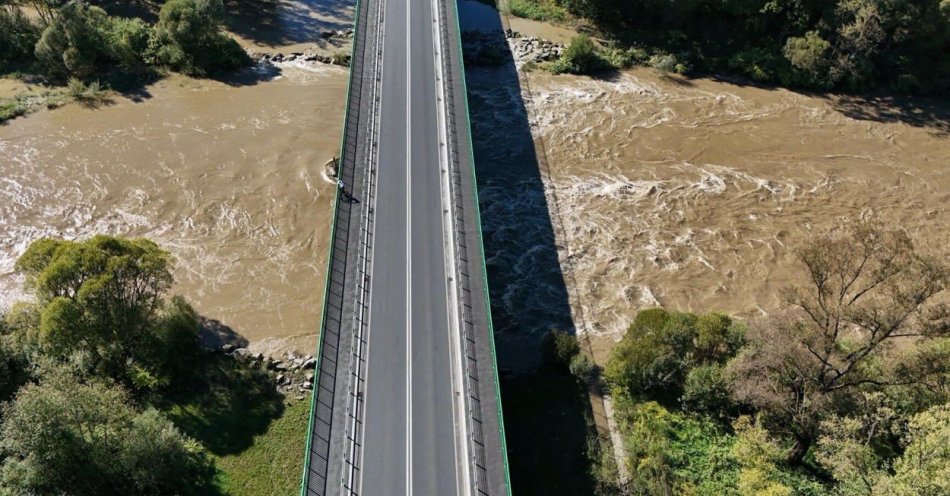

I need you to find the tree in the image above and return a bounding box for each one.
[0,366,216,495]
[11,235,200,392]
[728,224,950,463]
[784,31,831,84]
[731,416,794,496]
[0,2,40,66]
[875,403,950,495]
[147,0,249,76]
[34,0,111,78]
[606,309,744,400]
[816,400,950,496]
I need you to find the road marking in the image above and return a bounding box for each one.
[405,0,413,492]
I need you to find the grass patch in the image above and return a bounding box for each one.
[160,353,285,456]
[214,398,310,496]
[0,98,28,123]
[506,0,568,22]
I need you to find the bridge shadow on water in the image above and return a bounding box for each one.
[458,1,597,494]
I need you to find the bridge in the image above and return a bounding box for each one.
[299,0,511,494]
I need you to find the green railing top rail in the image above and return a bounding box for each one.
[298,0,362,492]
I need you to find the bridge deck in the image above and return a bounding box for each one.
[301,0,510,494]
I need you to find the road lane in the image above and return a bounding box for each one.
[358,0,409,491]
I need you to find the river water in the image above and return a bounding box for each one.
[0,1,352,356]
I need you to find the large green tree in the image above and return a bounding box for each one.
[11,235,200,392]
[147,0,249,75]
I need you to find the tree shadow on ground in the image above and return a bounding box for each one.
[829,93,950,137]
[161,341,283,456]
[459,2,596,494]
[198,316,250,349]
[223,0,353,48]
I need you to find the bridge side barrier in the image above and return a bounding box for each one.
[445,0,513,493]
[299,0,368,492]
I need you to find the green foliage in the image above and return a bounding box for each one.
[551,34,608,74]
[0,366,216,495]
[682,364,736,418]
[0,5,41,67]
[559,0,950,96]
[106,16,150,69]
[876,403,950,495]
[0,96,29,123]
[569,352,596,383]
[605,309,744,401]
[11,235,199,393]
[147,0,250,76]
[542,328,580,366]
[34,0,111,78]
[508,0,569,22]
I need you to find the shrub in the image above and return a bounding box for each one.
[606,309,745,401]
[147,0,250,76]
[551,34,607,75]
[106,16,149,69]
[681,364,735,418]
[507,0,568,22]
[569,353,596,383]
[542,328,580,367]
[0,367,216,495]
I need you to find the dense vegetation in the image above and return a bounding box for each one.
[0,0,249,79]
[601,225,950,495]
[0,236,295,495]
[523,0,950,96]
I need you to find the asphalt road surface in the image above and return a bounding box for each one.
[360,0,465,493]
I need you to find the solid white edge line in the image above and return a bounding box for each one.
[405,0,413,492]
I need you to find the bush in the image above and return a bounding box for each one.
[0,5,41,66]
[543,328,580,367]
[507,0,568,22]
[551,34,608,75]
[569,353,596,383]
[147,0,250,76]
[0,367,216,495]
[681,364,735,418]
[648,53,687,73]
[106,16,150,69]
[605,309,745,401]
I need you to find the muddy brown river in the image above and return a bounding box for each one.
[528,70,950,355]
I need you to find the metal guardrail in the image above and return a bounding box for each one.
[447,0,514,492]
[301,0,372,492]
[434,0,493,493]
